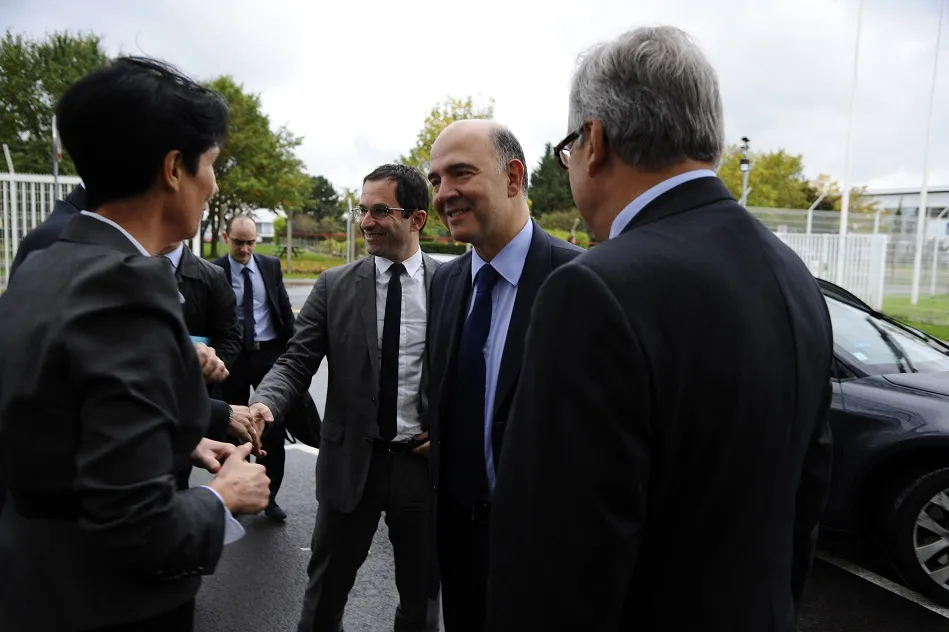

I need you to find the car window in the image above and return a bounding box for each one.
[826,296,949,375]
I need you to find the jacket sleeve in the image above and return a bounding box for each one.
[486,263,652,631]
[207,398,232,441]
[272,258,296,341]
[251,272,328,418]
[67,260,225,579]
[206,264,242,366]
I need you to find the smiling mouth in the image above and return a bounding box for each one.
[445,208,471,219]
[364,232,386,237]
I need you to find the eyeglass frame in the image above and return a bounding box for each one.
[554,125,585,171]
[350,204,422,223]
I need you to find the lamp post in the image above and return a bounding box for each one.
[738,137,751,207]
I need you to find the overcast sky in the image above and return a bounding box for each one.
[3,0,947,195]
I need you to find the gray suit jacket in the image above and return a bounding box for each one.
[251,252,441,514]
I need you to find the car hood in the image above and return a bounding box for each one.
[882,372,949,398]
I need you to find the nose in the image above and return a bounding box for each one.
[434,183,459,212]
[359,213,377,232]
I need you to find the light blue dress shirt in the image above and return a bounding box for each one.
[468,218,534,494]
[609,169,718,239]
[228,254,277,342]
[79,211,244,545]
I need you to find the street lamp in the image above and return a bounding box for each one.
[738,137,751,207]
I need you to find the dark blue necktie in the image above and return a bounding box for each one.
[448,264,500,506]
[378,262,405,441]
[241,267,255,350]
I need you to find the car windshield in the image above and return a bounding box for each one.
[827,296,949,375]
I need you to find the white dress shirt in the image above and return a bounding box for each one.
[80,211,244,545]
[375,247,427,441]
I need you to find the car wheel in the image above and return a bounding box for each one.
[885,466,949,606]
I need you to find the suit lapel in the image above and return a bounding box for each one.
[437,253,472,416]
[493,222,552,419]
[356,256,380,382]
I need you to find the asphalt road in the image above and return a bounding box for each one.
[191,277,949,631]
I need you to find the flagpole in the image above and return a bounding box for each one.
[836,0,864,286]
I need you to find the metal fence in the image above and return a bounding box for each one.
[0,173,82,287]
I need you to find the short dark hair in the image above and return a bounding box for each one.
[363,164,430,230]
[490,126,529,198]
[55,56,228,210]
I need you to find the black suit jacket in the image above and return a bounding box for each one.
[213,253,296,344]
[427,221,583,490]
[486,177,834,632]
[0,213,226,630]
[9,184,85,279]
[177,245,242,367]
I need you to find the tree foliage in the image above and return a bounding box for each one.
[0,30,108,174]
[202,76,310,256]
[301,175,343,221]
[718,145,877,213]
[399,96,494,236]
[528,142,574,216]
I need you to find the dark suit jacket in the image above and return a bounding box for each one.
[9,184,85,279]
[486,177,834,632]
[213,253,295,344]
[177,245,242,367]
[251,253,441,513]
[0,213,226,630]
[426,221,583,490]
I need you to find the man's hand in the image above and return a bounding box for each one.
[412,431,430,457]
[208,443,271,515]
[191,438,239,473]
[194,343,228,383]
[227,405,267,457]
[249,402,275,438]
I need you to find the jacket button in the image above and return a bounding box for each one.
[371,397,377,404]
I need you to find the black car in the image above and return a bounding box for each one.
[819,279,949,605]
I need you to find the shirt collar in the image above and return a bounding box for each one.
[163,242,185,269]
[609,169,718,239]
[471,218,534,287]
[375,245,423,278]
[228,253,257,275]
[79,210,150,256]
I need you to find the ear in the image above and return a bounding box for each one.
[411,209,428,233]
[585,120,609,178]
[160,150,186,192]
[506,159,526,199]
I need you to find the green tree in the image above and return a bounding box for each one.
[0,30,108,174]
[529,143,574,216]
[301,175,343,220]
[203,76,310,256]
[718,146,810,209]
[399,96,494,236]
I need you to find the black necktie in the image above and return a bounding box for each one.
[241,267,255,350]
[378,262,405,442]
[449,264,500,505]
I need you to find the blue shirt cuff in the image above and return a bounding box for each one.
[200,485,246,545]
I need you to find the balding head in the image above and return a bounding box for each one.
[428,120,530,260]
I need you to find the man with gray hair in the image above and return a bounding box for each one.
[487,26,834,631]
[425,120,582,631]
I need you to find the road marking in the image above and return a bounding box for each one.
[816,551,949,619]
[286,443,319,456]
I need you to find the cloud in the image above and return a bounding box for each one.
[4,0,947,197]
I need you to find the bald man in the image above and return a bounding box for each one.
[424,121,583,631]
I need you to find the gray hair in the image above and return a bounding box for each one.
[490,125,529,198]
[568,26,725,170]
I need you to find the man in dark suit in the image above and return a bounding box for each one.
[9,183,85,277]
[214,215,296,521]
[486,26,834,632]
[249,164,441,632]
[424,121,583,632]
[0,56,270,632]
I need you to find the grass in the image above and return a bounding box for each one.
[200,242,346,278]
[882,294,949,341]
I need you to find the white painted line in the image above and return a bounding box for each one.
[816,551,949,619]
[300,547,311,552]
[286,443,320,457]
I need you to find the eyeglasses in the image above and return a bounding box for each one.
[554,127,583,170]
[351,204,419,222]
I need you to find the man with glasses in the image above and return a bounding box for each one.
[248,164,441,632]
[424,120,583,632]
[214,215,296,521]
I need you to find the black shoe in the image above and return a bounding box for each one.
[264,501,287,522]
